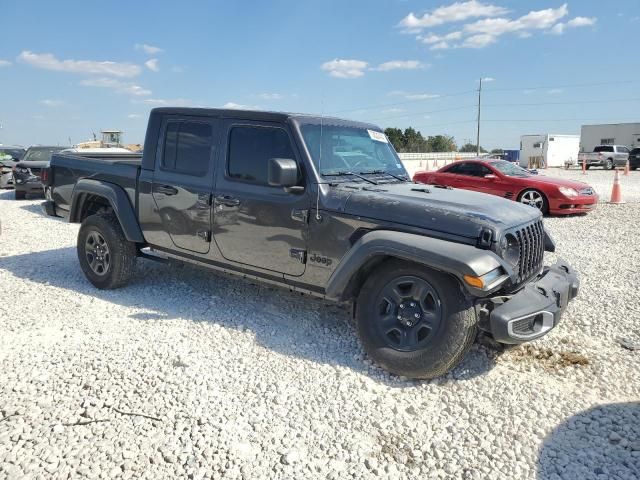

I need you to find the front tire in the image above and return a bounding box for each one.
[77,213,137,289]
[355,260,477,379]
[606,158,614,170]
[518,189,549,214]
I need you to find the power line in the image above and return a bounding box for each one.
[369,97,640,124]
[328,78,640,119]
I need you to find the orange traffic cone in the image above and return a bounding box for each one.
[624,160,630,176]
[609,170,625,204]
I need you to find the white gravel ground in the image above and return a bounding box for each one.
[0,183,639,480]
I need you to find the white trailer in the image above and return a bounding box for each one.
[580,123,640,152]
[519,134,580,168]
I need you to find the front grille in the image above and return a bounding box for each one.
[511,316,537,335]
[513,220,544,284]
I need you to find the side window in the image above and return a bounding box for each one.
[445,163,464,174]
[227,126,295,185]
[162,121,213,176]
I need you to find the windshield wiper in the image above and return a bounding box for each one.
[322,171,378,185]
[358,169,408,182]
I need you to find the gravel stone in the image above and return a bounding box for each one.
[1,170,639,479]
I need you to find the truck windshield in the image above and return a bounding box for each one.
[594,146,614,153]
[299,124,407,177]
[490,160,531,177]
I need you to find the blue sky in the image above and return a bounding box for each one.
[1,0,638,149]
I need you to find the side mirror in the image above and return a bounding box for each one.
[484,174,497,179]
[268,158,300,190]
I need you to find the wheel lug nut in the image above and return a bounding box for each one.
[410,302,415,307]
[397,315,402,320]
[399,304,405,309]
[414,313,420,318]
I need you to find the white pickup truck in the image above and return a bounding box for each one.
[577,145,630,170]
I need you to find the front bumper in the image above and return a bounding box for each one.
[550,195,599,215]
[13,176,44,194]
[482,260,579,344]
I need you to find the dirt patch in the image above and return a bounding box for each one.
[499,344,590,371]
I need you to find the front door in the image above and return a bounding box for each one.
[213,120,308,276]
[152,116,218,254]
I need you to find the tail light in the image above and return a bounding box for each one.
[41,167,51,186]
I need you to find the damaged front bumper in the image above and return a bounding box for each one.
[480,260,579,344]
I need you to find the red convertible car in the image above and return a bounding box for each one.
[413,159,598,215]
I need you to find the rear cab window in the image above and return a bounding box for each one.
[594,146,614,153]
[161,121,213,176]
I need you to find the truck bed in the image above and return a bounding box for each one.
[48,152,142,215]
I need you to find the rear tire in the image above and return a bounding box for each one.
[355,259,477,379]
[606,158,614,170]
[77,213,137,289]
[14,190,26,200]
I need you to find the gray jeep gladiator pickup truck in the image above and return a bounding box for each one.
[42,107,579,379]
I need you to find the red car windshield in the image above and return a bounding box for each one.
[490,160,530,177]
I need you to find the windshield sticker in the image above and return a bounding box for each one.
[368,130,388,143]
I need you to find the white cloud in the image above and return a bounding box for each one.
[399,1,508,30]
[139,98,192,106]
[550,16,597,35]
[80,77,151,96]
[382,108,405,114]
[40,99,64,107]
[257,93,284,100]
[145,58,159,72]
[321,59,368,78]
[135,43,164,55]
[462,33,497,48]
[0,60,11,67]
[222,102,258,109]
[127,114,142,119]
[371,60,426,71]
[548,88,564,94]
[482,77,495,82]
[18,51,141,77]
[431,41,451,50]
[464,4,569,36]
[418,31,462,49]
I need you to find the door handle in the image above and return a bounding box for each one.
[153,184,179,196]
[215,195,241,207]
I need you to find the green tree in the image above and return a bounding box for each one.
[426,135,457,152]
[384,128,405,152]
[459,143,487,153]
[490,148,504,155]
[403,127,428,152]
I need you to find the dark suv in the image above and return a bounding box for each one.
[42,108,579,379]
[13,145,68,199]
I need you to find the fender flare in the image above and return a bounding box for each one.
[325,230,512,300]
[69,179,144,243]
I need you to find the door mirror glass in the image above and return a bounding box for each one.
[268,158,299,188]
[484,173,497,179]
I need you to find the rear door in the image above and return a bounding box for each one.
[152,115,218,254]
[212,120,308,276]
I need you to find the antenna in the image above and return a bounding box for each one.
[315,99,324,221]
[476,77,482,156]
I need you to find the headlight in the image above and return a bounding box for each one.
[1,166,12,173]
[499,233,520,267]
[558,186,578,197]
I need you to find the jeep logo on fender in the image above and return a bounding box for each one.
[309,253,332,267]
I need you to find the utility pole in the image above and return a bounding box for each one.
[476,77,482,156]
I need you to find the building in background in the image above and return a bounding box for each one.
[519,134,580,168]
[580,123,640,152]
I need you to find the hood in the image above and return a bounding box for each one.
[337,182,541,240]
[518,174,590,190]
[16,160,49,169]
